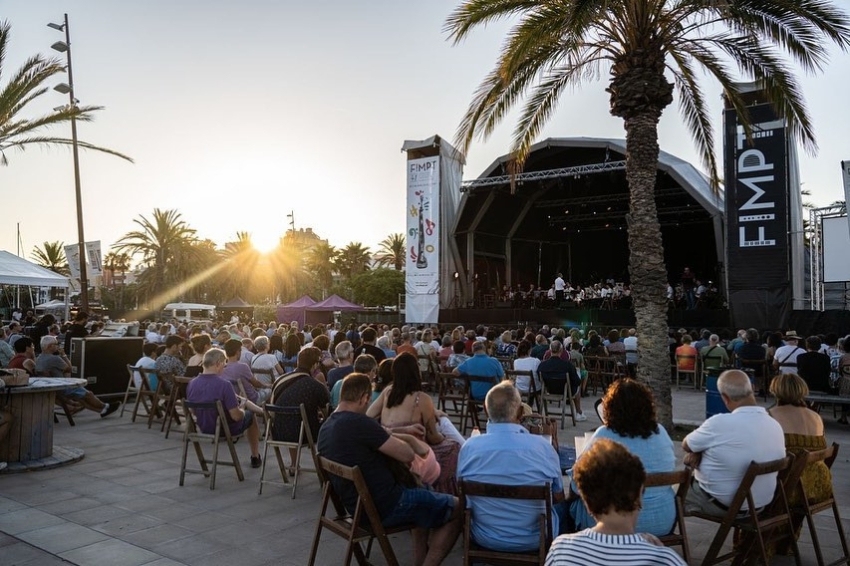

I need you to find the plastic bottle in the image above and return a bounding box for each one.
[470,426,481,437]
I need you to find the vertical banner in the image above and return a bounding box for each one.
[405,156,440,323]
[85,241,103,277]
[64,243,87,280]
[724,102,791,328]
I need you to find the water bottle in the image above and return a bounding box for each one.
[470,426,481,438]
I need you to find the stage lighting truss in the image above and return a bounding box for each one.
[460,160,627,192]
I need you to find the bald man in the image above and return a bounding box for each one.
[681,370,784,517]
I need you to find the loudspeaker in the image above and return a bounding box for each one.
[70,337,144,397]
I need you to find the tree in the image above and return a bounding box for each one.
[375,233,406,270]
[446,0,850,428]
[305,241,338,296]
[349,268,405,307]
[335,242,372,280]
[115,209,198,304]
[31,241,69,276]
[0,20,131,165]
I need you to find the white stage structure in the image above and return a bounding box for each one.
[810,204,849,310]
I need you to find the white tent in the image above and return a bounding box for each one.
[0,251,70,287]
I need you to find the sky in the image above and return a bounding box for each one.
[2,0,849,262]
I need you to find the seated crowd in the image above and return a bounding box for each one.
[3,311,847,564]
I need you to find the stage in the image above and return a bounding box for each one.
[438,306,732,332]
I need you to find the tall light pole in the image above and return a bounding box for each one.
[49,14,88,313]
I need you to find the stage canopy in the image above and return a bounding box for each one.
[453,137,724,300]
[276,295,317,327]
[308,295,363,311]
[0,250,70,288]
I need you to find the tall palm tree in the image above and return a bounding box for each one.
[335,242,372,280]
[305,241,338,296]
[115,209,198,300]
[374,233,406,270]
[31,241,69,275]
[0,20,131,165]
[446,0,850,428]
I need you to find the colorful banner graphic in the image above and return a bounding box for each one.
[405,156,440,323]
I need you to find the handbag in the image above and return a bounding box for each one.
[0,368,30,387]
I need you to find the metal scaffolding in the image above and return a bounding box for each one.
[460,160,627,191]
[809,204,848,310]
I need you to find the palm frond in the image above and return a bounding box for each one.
[444,0,539,43]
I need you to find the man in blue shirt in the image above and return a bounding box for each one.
[452,341,504,400]
[458,381,566,552]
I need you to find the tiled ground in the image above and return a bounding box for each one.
[1,388,848,565]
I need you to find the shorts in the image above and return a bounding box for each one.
[382,487,455,529]
[228,411,254,437]
[61,386,88,399]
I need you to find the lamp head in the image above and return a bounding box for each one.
[47,22,65,31]
[53,83,72,94]
[51,41,69,53]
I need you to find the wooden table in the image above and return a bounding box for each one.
[0,378,86,471]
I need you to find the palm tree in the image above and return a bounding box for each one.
[31,241,69,275]
[374,233,406,270]
[446,0,850,428]
[103,251,132,310]
[115,209,198,300]
[335,242,372,280]
[0,20,131,165]
[305,241,338,297]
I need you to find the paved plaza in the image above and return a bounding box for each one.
[0,388,848,566]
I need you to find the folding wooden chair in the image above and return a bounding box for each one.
[436,371,466,427]
[583,356,605,396]
[53,394,82,426]
[129,366,158,422]
[460,375,497,435]
[789,443,849,566]
[121,365,141,418]
[307,455,416,566]
[675,354,697,390]
[739,358,771,400]
[258,403,318,498]
[505,369,542,413]
[179,399,245,490]
[539,372,576,429]
[163,375,192,439]
[460,479,552,565]
[418,355,438,392]
[688,455,801,566]
[147,372,173,430]
[645,468,692,563]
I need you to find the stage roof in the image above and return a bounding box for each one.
[453,137,725,287]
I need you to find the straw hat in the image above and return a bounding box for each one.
[784,331,802,341]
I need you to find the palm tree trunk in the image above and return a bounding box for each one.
[624,114,674,430]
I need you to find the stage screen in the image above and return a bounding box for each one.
[823,215,850,282]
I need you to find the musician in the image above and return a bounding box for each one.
[554,273,566,307]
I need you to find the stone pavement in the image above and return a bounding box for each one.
[0,388,848,566]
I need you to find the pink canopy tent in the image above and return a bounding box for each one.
[275,295,317,326]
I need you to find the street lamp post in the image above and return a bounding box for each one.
[49,13,88,313]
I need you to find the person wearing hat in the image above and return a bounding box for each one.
[773,331,806,374]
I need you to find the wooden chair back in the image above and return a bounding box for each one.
[307,455,415,566]
[436,371,466,426]
[259,403,317,498]
[163,375,193,438]
[539,371,576,429]
[460,479,552,565]
[179,398,245,490]
[122,364,140,418]
[128,365,157,423]
[791,443,848,566]
[460,374,498,434]
[690,455,799,566]
[505,369,542,413]
[644,468,692,563]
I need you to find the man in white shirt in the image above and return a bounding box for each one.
[623,329,638,376]
[554,273,566,307]
[682,370,785,516]
[773,331,806,373]
[134,343,159,388]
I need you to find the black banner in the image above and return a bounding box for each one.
[724,102,791,328]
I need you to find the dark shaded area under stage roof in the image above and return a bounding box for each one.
[454,138,723,288]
